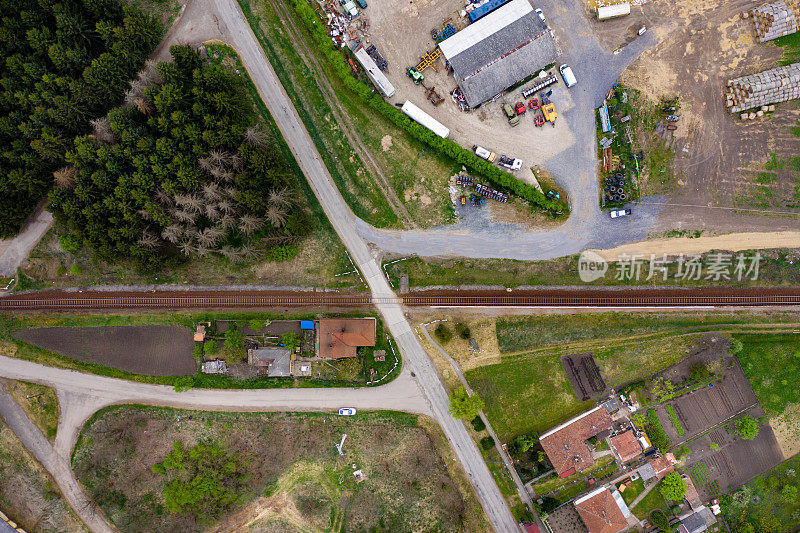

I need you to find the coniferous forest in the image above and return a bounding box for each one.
[49,45,312,267]
[0,0,162,237]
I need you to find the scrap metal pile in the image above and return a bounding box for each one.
[450,87,471,112]
[316,1,368,47]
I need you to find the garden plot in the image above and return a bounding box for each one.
[14,325,195,376]
[561,353,607,401]
[684,410,783,500]
[655,358,758,443]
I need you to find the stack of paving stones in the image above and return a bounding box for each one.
[726,63,800,115]
[743,1,797,42]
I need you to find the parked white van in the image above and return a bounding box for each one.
[559,64,577,88]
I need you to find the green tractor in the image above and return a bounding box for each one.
[406,67,424,84]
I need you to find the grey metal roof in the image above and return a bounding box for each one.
[251,348,292,377]
[638,463,656,482]
[681,512,708,533]
[442,3,556,107]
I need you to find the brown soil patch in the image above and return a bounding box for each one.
[380,135,393,151]
[769,403,800,459]
[14,325,195,376]
[72,407,488,533]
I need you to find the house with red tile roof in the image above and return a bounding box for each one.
[318,318,376,359]
[609,430,642,463]
[540,406,613,478]
[574,487,631,533]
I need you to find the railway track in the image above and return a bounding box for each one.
[3,289,800,310]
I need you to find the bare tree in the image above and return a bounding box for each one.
[205,203,221,221]
[138,230,160,249]
[202,182,222,201]
[178,240,196,257]
[198,156,214,172]
[266,205,288,228]
[244,125,268,147]
[155,189,173,207]
[173,209,196,223]
[139,59,161,86]
[223,187,238,200]
[218,169,234,183]
[239,215,263,236]
[182,194,203,214]
[198,227,224,248]
[90,117,115,143]
[161,224,182,243]
[217,199,235,214]
[209,166,224,180]
[53,166,76,188]
[219,214,237,231]
[220,245,243,263]
[228,153,243,172]
[134,98,153,116]
[196,245,212,257]
[208,150,226,167]
[137,208,153,221]
[268,188,291,208]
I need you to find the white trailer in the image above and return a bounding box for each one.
[400,101,450,138]
[597,3,630,20]
[353,45,395,97]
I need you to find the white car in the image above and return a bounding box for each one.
[535,8,545,22]
[559,64,577,88]
[610,208,632,219]
[499,156,522,171]
[338,407,357,416]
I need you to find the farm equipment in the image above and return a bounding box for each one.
[503,103,520,127]
[406,67,424,84]
[475,183,509,202]
[415,48,442,72]
[365,44,387,70]
[450,87,470,112]
[420,81,444,106]
[514,101,526,115]
[666,114,680,122]
[533,112,545,127]
[528,98,539,110]
[541,102,557,125]
[432,24,456,42]
[522,75,558,99]
[470,195,485,207]
[348,58,358,73]
[455,174,474,187]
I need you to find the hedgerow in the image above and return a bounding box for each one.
[289,0,568,214]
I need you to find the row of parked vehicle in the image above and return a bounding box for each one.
[472,145,522,170]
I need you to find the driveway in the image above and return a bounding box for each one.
[0,205,52,278]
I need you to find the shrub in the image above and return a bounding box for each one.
[783,485,799,503]
[471,416,486,432]
[480,436,495,450]
[735,416,759,440]
[248,319,264,332]
[58,234,81,253]
[730,338,744,354]
[192,343,203,359]
[689,363,711,382]
[264,245,299,262]
[434,323,453,343]
[224,327,245,349]
[288,0,567,214]
[448,386,484,420]
[173,376,195,393]
[710,442,720,451]
[204,340,217,354]
[455,322,471,339]
[646,408,672,453]
[281,332,301,351]
[69,264,82,276]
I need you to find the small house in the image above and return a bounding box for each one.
[248,347,292,377]
[318,318,376,359]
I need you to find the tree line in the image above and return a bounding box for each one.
[49,45,312,267]
[0,0,162,236]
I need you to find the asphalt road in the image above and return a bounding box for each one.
[213,1,520,529]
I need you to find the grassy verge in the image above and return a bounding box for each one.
[619,478,645,506]
[385,247,800,289]
[71,405,489,532]
[721,452,800,532]
[496,312,797,353]
[1,380,59,440]
[632,487,667,520]
[1,311,400,389]
[236,0,404,228]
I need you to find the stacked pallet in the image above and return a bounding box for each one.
[726,63,800,112]
[743,1,797,42]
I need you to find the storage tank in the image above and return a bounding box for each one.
[401,101,450,138]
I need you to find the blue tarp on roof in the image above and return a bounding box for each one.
[300,320,315,330]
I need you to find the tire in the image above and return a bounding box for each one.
[619,193,627,200]
[612,195,621,201]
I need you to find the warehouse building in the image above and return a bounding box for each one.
[439,0,557,108]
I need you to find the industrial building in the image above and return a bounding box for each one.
[439,0,557,108]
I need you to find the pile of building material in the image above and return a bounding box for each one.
[744,1,797,42]
[725,63,800,113]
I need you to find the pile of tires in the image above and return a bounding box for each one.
[603,173,627,202]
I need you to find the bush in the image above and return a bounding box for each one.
[204,340,217,354]
[735,416,759,440]
[58,234,81,253]
[281,332,301,351]
[480,436,495,450]
[173,376,195,393]
[471,416,486,432]
[264,245,299,262]
[731,338,744,354]
[224,327,245,349]
[455,322,471,339]
[248,319,264,332]
[193,343,203,359]
[689,363,711,382]
[710,442,720,451]
[288,0,567,214]
[434,323,453,343]
[646,408,672,453]
[69,264,82,276]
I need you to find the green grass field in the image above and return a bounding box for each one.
[632,487,668,520]
[734,333,800,416]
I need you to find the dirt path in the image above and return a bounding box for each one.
[591,230,800,261]
[266,0,417,229]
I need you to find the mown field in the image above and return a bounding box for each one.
[71,406,487,533]
[1,380,59,440]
